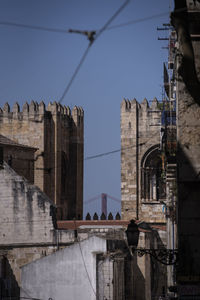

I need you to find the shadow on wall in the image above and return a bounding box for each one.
[0,256,20,298]
[150,230,167,299]
[171,0,200,107]
[129,254,146,300]
[176,142,200,280]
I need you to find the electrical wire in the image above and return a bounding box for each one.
[0,0,130,37]
[59,44,91,103]
[0,7,187,35]
[0,2,175,103]
[85,143,145,161]
[0,21,69,34]
[85,148,121,160]
[1,143,146,172]
[59,0,130,103]
[73,219,97,298]
[94,0,130,40]
[0,297,42,300]
[107,11,169,30]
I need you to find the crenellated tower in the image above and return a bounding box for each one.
[0,101,84,220]
[121,97,166,223]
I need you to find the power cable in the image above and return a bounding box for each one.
[1,143,146,171]
[0,21,69,34]
[85,143,146,161]
[0,7,187,35]
[0,297,42,300]
[0,2,176,104]
[0,0,130,37]
[73,219,97,298]
[85,147,121,160]
[20,297,42,300]
[94,0,130,40]
[59,0,130,103]
[59,44,91,103]
[107,11,169,30]
[105,7,187,30]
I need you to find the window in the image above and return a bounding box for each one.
[141,146,166,202]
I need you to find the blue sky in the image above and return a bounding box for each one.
[0,0,173,218]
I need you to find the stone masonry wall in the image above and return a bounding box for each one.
[0,101,84,220]
[0,162,76,287]
[174,2,200,281]
[121,98,166,223]
[2,144,35,184]
[0,163,55,246]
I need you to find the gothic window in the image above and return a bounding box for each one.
[141,146,166,202]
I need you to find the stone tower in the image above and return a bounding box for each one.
[121,98,166,223]
[0,101,84,220]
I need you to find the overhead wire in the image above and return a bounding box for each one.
[1,141,149,171]
[0,9,182,35]
[0,0,130,37]
[73,219,97,298]
[85,143,146,161]
[0,7,187,36]
[0,2,177,104]
[107,11,169,30]
[59,0,130,103]
[0,21,69,34]
[105,7,187,30]
[94,0,130,40]
[0,11,171,35]
[2,298,42,300]
[59,44,91,103]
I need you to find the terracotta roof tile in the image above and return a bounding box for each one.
[57,220,166,232]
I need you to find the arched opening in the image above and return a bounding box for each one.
[141,145,166,202]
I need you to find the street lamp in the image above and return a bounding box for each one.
[125,220,178,265]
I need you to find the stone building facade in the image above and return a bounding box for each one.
[0,162,166,300]
[121,97,166,223]
[0,101,84,220]
[0,134,36,183]
[120,2,200,298]
[0,162,78,298]
[172,0,200,288]
[20,225,167,300]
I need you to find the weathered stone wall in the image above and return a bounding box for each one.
[20,233,166,300]
[0,163,56,245]
[174,2,200,282]
[1,144,35,184]
[21,236,107,300]
[0,162,76,289]
[0,101,84,220]
[121,98,166,222]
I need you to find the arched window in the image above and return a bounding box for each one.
[141,145,166,202]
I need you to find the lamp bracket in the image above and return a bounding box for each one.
[134,248,178,265]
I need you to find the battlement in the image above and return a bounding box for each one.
[121,97,161,111]
[121,96,165,222]
[0,100,84,220]
[0,101,84,126]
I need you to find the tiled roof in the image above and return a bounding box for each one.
[57,220,129,230]
[0,134,37,150]
[57,220,166,232]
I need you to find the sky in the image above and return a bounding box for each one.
[0,0,173,218]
